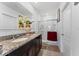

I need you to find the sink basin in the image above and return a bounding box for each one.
[12,38,28,43]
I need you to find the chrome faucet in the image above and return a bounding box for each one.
[12,34,20,40]
[12,35,15,40]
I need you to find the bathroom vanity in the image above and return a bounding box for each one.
[0,33,42,56]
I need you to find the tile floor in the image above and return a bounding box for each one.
[38,43,61,56]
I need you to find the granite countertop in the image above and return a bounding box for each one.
[0,33,41,56]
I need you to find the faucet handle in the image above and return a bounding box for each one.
[12,35,15,40]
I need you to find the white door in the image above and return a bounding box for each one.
[57,20,63,53]
[71,2,79,55]
[62,3,72,55]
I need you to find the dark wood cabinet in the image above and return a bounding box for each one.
[27,35,42,56]
[6,35,42,56]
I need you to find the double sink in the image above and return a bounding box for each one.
[11,33,33,43]
[0,33,35,55]
[12,37,28,43]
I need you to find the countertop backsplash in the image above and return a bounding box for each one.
[0,32,26,42]
[0,29,26,36]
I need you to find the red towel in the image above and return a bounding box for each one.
[47,32,57,41]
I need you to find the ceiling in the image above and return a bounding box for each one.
[2,2,61,19]
[31,2,61,16]
[2,2,32,16]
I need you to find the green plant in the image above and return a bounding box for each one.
[25,20,32,24]
[19,20,24,27]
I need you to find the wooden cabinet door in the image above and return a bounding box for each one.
[6,45,25,56]
[6,35,42,56]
